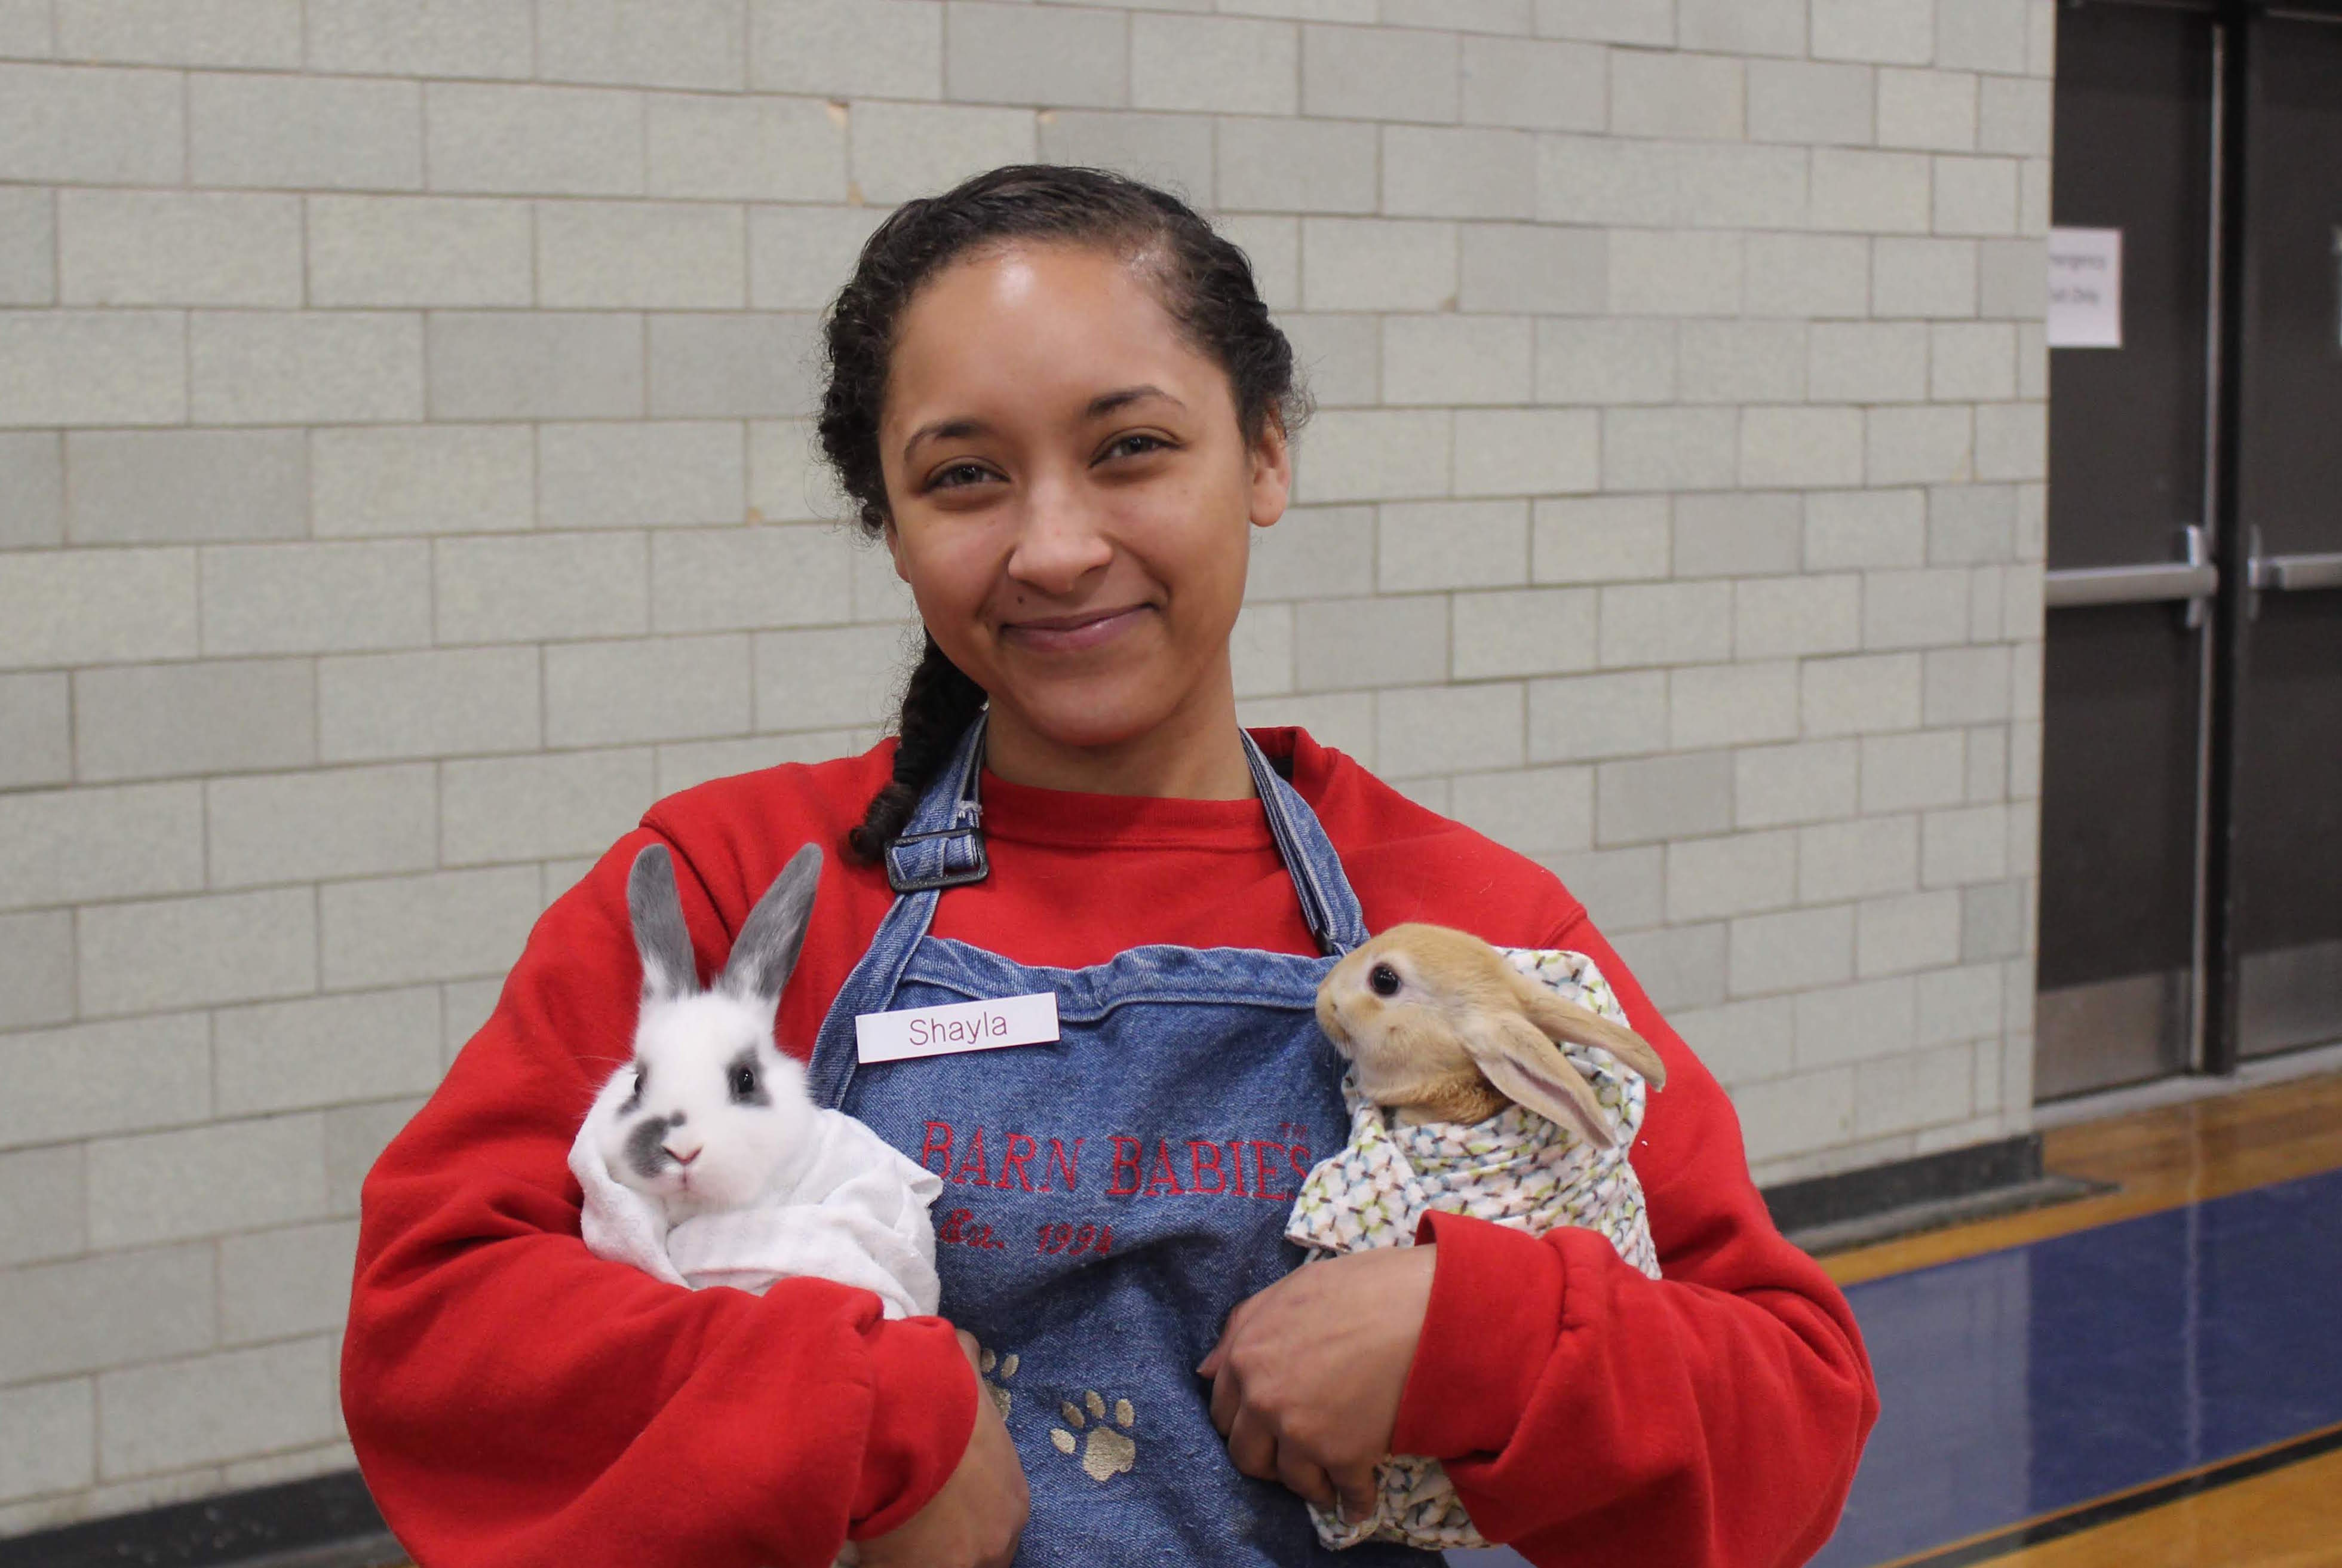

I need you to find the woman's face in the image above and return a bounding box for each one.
[875,240,1290,759]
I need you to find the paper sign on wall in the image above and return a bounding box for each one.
[2048,227,2123,349]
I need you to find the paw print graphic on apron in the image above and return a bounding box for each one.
[1049,1389,1137,1483]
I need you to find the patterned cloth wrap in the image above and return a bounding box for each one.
[1282,946,1663,1553]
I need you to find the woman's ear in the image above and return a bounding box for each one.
[1247,414,1291,530]
[882,515,907,581]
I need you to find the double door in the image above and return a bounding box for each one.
[2038,1,2342,1098]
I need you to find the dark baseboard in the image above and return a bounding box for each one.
[1761,1132,2075,1253]
[0,1470,402,1568]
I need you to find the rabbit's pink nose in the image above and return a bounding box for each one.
[665,1143,699,1166]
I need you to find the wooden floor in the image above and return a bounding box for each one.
[2006,1446,2342,1568]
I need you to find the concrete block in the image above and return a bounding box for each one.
[98,1338,337,1478]
[191,72,420,190]
[0,1144,84,1266]
[1609,48,1742,142]
[1598,579,1733,667]
[307,195,530,308]
[1448,765,1594,855]
[1376,681,1523,780]
[1741,406,1864,489]
[1735,575,1862,659]
[64,431,301,547]
[1918,962,2005,1047]
[1377,500,1527,591]
[214,989,438,1119]
[1808,322,1928,404]
[1979,238,2048,321]
[1452,587,1598,680]
[1800,812,1919,903]
[1039,109,1214,204]
[1607,229,1740,317]
[1862,567,1970,649]
[2009,714,2042,801]
[0,674,71,792]
[1795,974,1918,1068]
[72,658,312,783]
[541,0,747,91]
[1927,483,2018,565]
[1678,321,1805,406]
[428,311,644,421]
[1289,408,1449,503]
[0,0,44,55]
[652,525,850,634]
[1383,125,1535,220]
[0,1245,213,1385]
[313,425,533,536]
[317,647,541,761]
[649,312,822,418]
[1300,218,1456,313]
[1979,76,2051,158]
[434,531,648,645]
[1533,495,1669,584]
[220,1219,361,1345]
[752,622,918,731]
[57,190,298,307]
[425,82,642,195]
[750,204,884,311]
[652,94,845,202]
[1669,659,1800,748]
[1960,879,2028,963]
[1933,155,2019,237]
[1382,315,1530,407]
[1601,407,1738,493]
[0,309,186,428]
[1974,401,2046,481]
[199,540,430,656]
[0,431,62,547]
[751,0,941,99]
[1533,318,1671,404]
[1235,692,1374,766]
[1667,828,1797,922]
[1218,214,1299,310]
[207,763,437,887]
[1454,409,1600,498]
[1873,236,1978,317]
[1677,142,1812,231]
[1,546,198,669]
[945,1,1124,107]
[0,62,183,185]
[77,886,315,1017]
[1802,650,1923,737]
[1866,406,1974,486]
[1745,235,1871,320]
[1878,69,1977,153]
[538,201,745,309]
[1968,566,2005,640]
[1542,843,1662,929]
[1303,22,1455,123]
[1527,668,1666,762]
[441,748,658,865]
[1747,60,1872,146]
[1965,721,2009,802]
[324,1096,426,1214]
[540,422,745,529]
[1462,34,1604,131]
[1245,505,1376,600]
[1459,225,1606,318]
[53,0,297,65]
[306,0,530,76]
[1861,728,1966,814]
[322,866,542,987]
[1294,594,1447,692]
[848,99,1035,204]
[1672,491,1801,579]
[1610,921,1729,1011]
[190,311,424,425]
[0,1011,208,1150]
[0,781,203,915]
[1536,133,1682,228]
[1811,0,1931,64]
[1811,148,1930,235]
[544,634,753,747]
[1854,1040,1973,1137]
[1808,488,1927,570]
[1388,0,1527,30]
[1938,0,2030,74]
[1678,0,1801,53]
[1735,738,1858,829]
[1282,313,1379,408]
[1534,0,1668,44]
[1596,749,1733,845]
[1728,902,1856,998]
[1857,889,1962,977]
[1923,802,2009,888]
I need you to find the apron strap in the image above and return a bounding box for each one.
[1238,728,1368,958]
[884,711,992,893]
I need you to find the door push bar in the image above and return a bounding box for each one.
[2044,524,2218,628]
[2246,527,2342,611]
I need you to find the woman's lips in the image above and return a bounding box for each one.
[1000,604,1152,654]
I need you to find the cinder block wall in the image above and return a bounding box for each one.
[0,0,2052,1532]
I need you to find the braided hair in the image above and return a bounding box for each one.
[817,164,1312,865]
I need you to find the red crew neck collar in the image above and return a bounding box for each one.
[971,727,1312,851]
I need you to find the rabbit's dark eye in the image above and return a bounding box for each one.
[730,1063,757,1100]
[1370,963,1401,998]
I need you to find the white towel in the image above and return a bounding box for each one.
[567,1094,945,1321]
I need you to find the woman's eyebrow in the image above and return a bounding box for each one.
[900,386,1187,466]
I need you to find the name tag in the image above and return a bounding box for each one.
[855,991,1060,1064]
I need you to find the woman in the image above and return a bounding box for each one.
[341,165,1877,1568]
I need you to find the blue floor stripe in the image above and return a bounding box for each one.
[1810,1165,2342,1567]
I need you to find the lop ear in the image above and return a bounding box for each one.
[1462,1012,1620,1149]
[1502,967,1668,1089]
[722,842,822,1009]
[627,843,698,1003]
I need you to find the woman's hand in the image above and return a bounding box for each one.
[857,1331,1029,1568]
[1196,1244,1437,1520]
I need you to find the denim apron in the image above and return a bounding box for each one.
[806,716,1436,1566]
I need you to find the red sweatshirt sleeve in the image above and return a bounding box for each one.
[339,822,975,1568]
[1389,910,1879,1568]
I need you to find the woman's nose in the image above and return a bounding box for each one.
[1006,476,1113,594]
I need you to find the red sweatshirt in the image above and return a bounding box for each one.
[341,728,1876,1567]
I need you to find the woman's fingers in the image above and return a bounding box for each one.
[1330,1462,1380,1524]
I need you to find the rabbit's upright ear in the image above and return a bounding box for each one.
[1462,1012,1620,1149]
[721,842,822,1009]
[628,843,698,1003]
